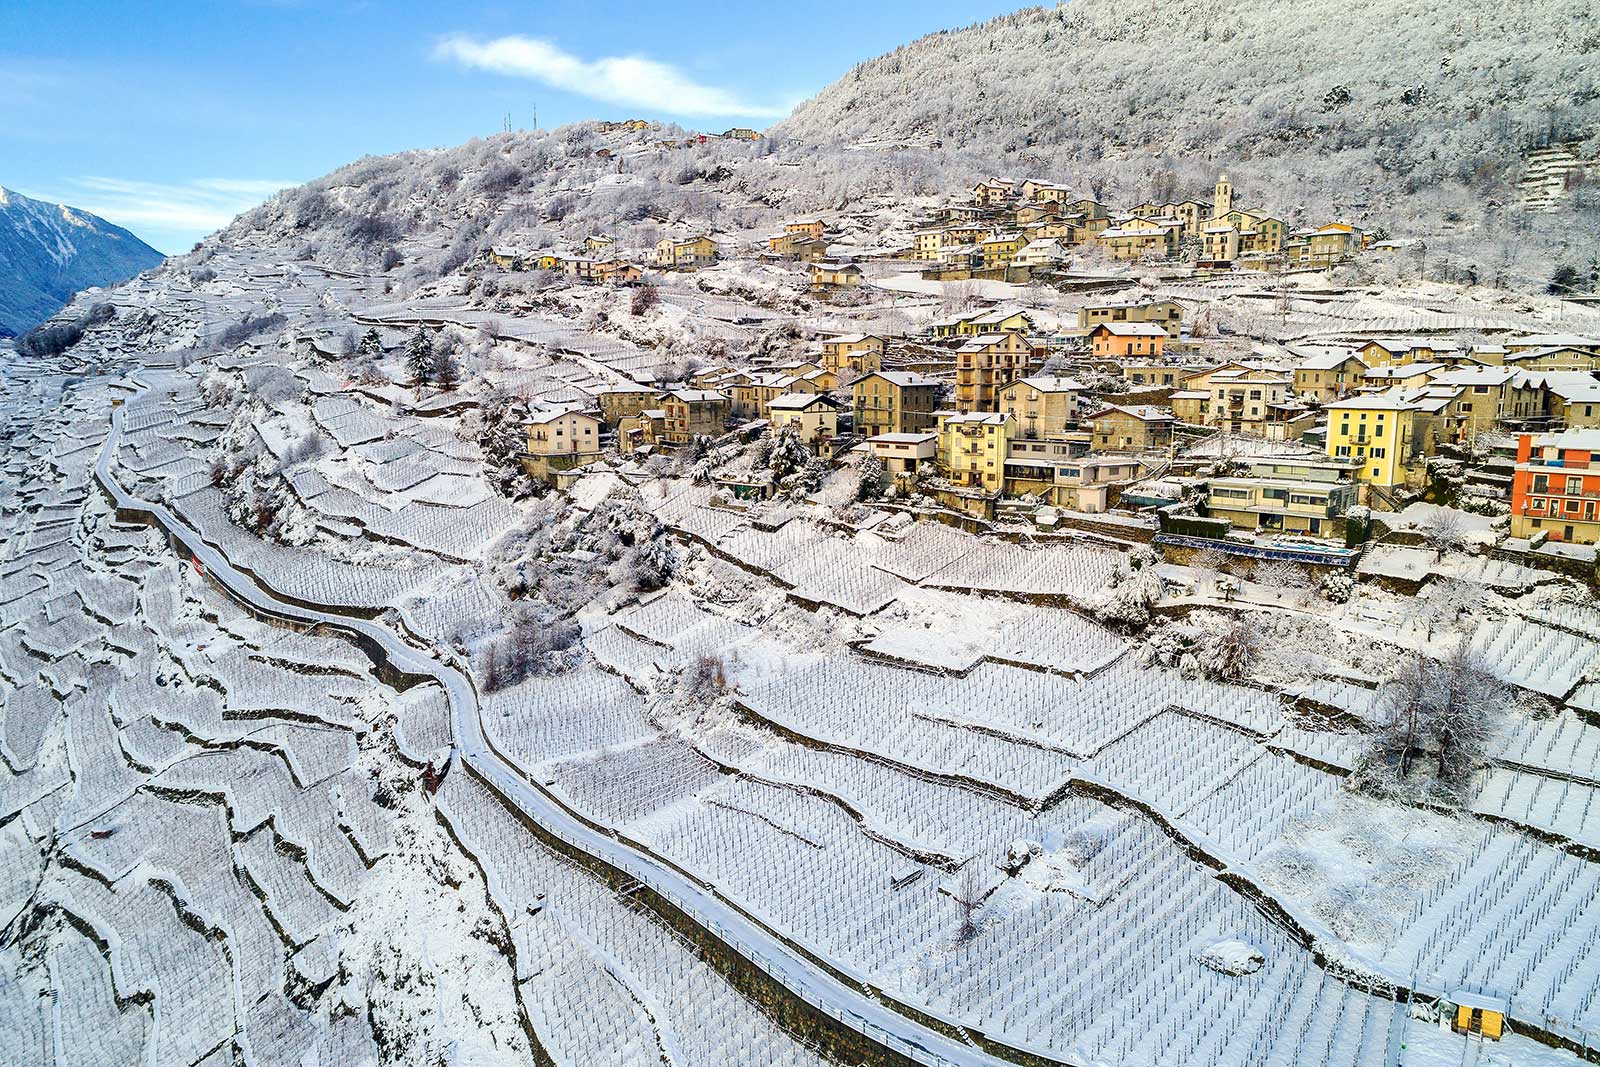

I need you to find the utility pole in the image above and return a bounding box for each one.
[503,112,511,134]
[531,102,538,131]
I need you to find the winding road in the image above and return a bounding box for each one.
[92,382,1030,1067]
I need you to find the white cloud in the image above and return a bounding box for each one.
[433,34,783,119]
[64,176,293,235]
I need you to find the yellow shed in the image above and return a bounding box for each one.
[1451,992,1505,1040]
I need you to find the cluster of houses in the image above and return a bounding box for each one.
[487,234,646,284]
[917,175,1365,274]
[485,231,726,281]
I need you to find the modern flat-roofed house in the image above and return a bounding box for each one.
[1003,453,1142,512]
[1205,458,1359,536]
[523,408,602,481]
[1511,428,1600,544]
[867,432,938,480]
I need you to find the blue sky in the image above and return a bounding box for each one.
[0,1,1019,254]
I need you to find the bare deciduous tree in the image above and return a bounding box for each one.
[1358,648,1508,803]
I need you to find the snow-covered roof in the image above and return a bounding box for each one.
[526,407,598,425]
[869,431,938,444]
[1294,350,1368,371]
[1087,404,1174,422]
[1517,371,1600,402]
[1324,390,1422,411]
[1364,362,1443,380]
[1510,333,1600,348]
[661,389,727,403]
[766,392,836,411]
[1011,375,1087,392]
[1092,323,1168,337]
[941,411,1012,426]
[862,370,939,387]
[1430,366,1517,386]
[1533,427,1600,451]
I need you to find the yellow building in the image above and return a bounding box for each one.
[1019,179,1070,202]
[972,178,1015,205]
[653,234,718,269]
[765,393,839,448]
[1000,376,1086,439]
[1450,994,1506,1042]
[488,245,525,270]
[1324,391,1432,487]
[809,261,862,291]
[1201,224,1240,263]
[913,229,946,257]
[955,333,1033,412]
[523,408,603,481]
[937,411,1015,493]
[981,232,1023,269]
[820,334,887,376]
[1097,220,1179,260]
[784,220,826,239]
[928,308,1035,338]
[853,371,940,437]
[583,234,614,252]
[733,373,819,420]
[1299,223,1363,266]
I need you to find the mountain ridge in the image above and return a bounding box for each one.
[0,186,165,336]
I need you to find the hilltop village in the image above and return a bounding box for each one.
[488,165,1598,569]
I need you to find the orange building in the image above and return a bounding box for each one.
[1089,323,1167,359]
[1511,429,1600,544]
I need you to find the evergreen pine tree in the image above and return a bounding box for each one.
[356,328,382,360]
[405,327,435,385]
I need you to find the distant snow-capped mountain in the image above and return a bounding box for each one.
[0,186,164,336]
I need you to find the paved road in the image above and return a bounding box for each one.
[92,383,1036,1067]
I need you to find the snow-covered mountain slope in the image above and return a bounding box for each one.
[0,186,164,336]
[773,0,1600,270]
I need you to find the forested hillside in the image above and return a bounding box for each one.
[775,0,1600,290]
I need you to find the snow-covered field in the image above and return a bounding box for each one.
[7,124,1600,1067]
